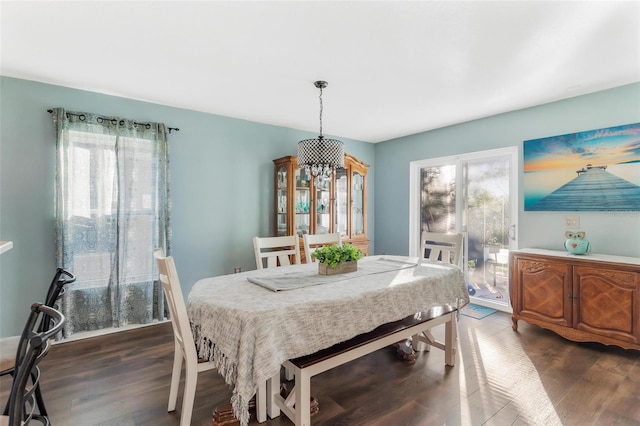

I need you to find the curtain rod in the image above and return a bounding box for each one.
[47,109,180,133]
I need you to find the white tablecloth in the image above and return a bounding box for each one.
[187,255,469,426]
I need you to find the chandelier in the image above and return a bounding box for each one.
[297,81,344,184]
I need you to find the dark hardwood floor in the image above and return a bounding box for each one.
[2,311,639,425]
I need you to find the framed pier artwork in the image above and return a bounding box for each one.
[523,122,640,211]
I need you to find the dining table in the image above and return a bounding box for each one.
[187,255,469,426]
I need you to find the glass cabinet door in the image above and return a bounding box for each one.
[276,165,288,236]
[334,168,348,237]
[315,177,331,234]
[352,171,365,236]
[273,154,369,257]
[295,168,311,237]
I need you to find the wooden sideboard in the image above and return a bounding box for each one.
[510,249,640,351]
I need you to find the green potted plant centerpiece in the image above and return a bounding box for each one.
[312,243,363,275]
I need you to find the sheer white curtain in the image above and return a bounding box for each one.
[52,108,171,337]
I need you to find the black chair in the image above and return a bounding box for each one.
[0,268,75,417]
[39,268,75,332]
[1,303,65,426]
[43,268,76,310]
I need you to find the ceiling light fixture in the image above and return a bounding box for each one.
[297,81,344,185]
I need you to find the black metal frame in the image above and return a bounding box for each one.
[1,268,75,419]
[3,303,65,426]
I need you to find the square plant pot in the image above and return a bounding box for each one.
[318,261,358,275]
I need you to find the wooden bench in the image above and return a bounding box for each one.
[265,304,459,426]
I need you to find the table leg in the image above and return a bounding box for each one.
[444,312,457,366]
[266,373,281,419]
[256,380,267,422]
[295,369,312,426]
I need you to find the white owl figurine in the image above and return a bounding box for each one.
[564,231,590,255]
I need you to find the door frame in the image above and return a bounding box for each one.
[409,146,518,312]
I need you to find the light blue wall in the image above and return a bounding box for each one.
[373,83,640,258]
[2,76,638,338]
[0,76,375,337]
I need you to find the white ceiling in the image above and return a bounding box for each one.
[2,1,639,143]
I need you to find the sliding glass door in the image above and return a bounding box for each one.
[409,147,518,311]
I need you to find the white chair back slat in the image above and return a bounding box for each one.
[420,231,464,269]
[253,235,301,269]
[303,232,342,263]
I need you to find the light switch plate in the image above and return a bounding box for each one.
[565,215,579,228]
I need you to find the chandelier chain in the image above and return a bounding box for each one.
[318,86,323,137]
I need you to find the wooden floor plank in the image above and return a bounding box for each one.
[2,312,639,425]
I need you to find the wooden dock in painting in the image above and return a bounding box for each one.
[528,167,640,211]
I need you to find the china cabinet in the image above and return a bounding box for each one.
[510,248,640,351]
[273,153,369,260]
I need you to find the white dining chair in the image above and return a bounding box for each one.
[154,248,267,425]
[252,236,301,381]
[253,235,301,269]
[419,231,464,269]
[302,232,342,263]
[390,231,464,364]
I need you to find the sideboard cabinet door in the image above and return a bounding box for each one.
[574,266,640,345]
[514,258,572,328]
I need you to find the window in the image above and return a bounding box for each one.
[52,109,171,337]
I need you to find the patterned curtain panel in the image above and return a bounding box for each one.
[52,108,171,338]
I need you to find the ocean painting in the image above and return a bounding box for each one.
[524,122,640,211]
